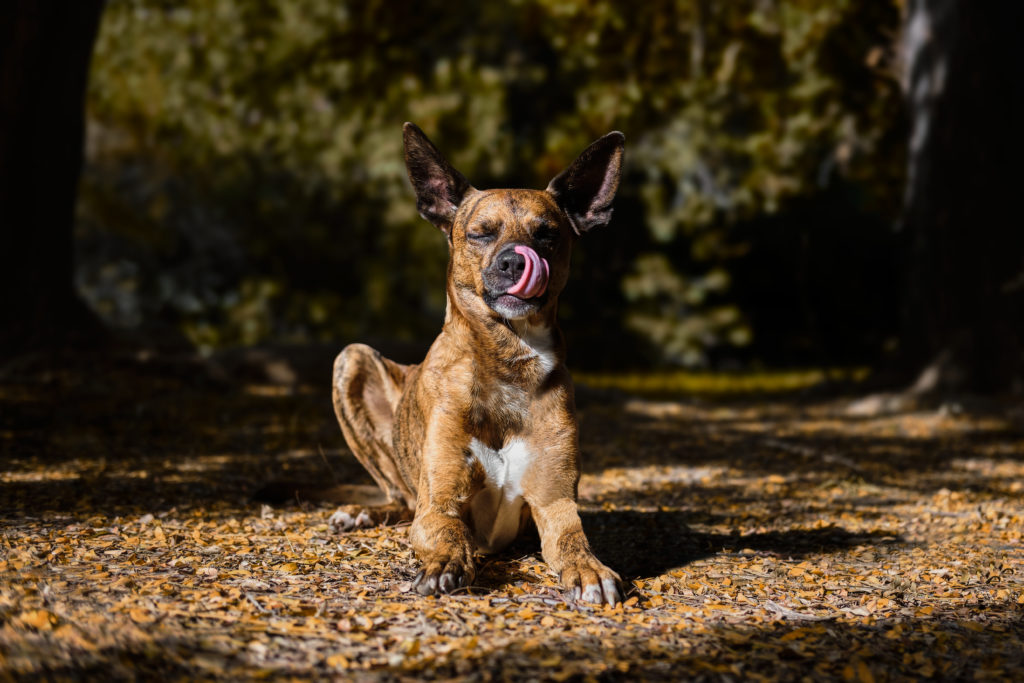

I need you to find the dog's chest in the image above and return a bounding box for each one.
[467,438,533,553]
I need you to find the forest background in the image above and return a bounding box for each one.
[76,0,911,374]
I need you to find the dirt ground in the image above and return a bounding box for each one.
[2,348,1022,681]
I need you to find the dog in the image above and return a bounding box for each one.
[331,123,624,605]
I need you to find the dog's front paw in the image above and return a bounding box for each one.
[328,506,374,532]
[411,551,476,596]
[561,558,621,606]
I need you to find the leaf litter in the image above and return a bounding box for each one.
[1,351,1022,680]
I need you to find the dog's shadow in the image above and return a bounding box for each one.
[581,508,902,581]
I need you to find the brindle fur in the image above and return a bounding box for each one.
[333,123,624,604]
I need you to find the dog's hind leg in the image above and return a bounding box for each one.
[331,344,417,527]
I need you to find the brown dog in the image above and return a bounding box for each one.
[331,123,623,605]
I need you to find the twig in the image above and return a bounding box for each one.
[246,592,268,614]
[762,438,863,473]
[765,600,836,621]
[642,590,705,608]
[443,606,472,631]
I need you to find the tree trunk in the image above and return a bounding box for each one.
[900,0,1024,394]
[0,0,105,357]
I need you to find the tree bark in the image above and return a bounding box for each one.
[0,0,105,357]
[900,0,1024,394]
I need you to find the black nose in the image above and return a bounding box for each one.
[496,247,525,281]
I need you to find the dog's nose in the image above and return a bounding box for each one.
[496,248,526,281]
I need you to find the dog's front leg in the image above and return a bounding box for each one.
[407,430,477,596]
[530,498,621,606]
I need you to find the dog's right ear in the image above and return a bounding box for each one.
[403,122,474,237]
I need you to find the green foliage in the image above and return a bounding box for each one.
[79,0,904,363]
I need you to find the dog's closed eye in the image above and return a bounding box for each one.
[466,230,497,244]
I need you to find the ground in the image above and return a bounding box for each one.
[1,348,1022,681]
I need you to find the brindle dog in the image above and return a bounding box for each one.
[332,123,623,605]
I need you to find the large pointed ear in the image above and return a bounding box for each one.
[545,131,624,235]
[403,122,474,237]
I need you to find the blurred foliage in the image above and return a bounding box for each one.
[78,0,905,367]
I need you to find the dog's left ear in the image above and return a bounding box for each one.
[546,131,624,235]
[403,122,474,238]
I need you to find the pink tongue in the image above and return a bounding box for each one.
[506,245,549,299]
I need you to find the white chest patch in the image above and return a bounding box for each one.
[511,322,557,376]
[468,438,534,553]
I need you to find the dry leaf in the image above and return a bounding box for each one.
[18,610,57,631]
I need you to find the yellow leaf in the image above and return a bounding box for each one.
[326,654,349,668]
[519,608,536,620]
[623,596,638,607]
[129,608,154,624]
[540,616,556,627]
[279,562,299,572]
[19,610,56,630]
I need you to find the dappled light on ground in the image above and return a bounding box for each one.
[2,353,1022,679]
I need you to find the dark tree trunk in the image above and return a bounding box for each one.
[0,0,105,357]
[899,0,1024,394]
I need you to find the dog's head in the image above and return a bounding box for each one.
[403,123,623,321]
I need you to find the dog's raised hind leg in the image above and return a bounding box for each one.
[331,344,417,527]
